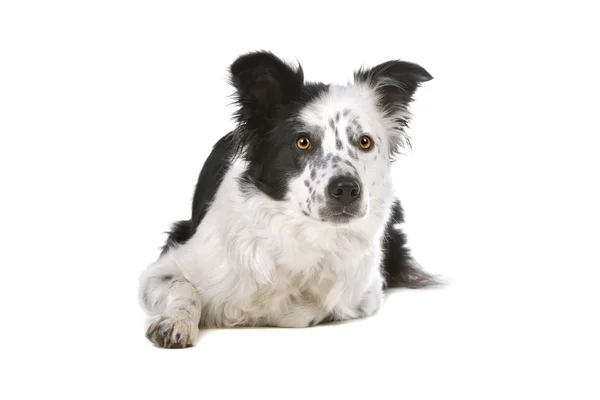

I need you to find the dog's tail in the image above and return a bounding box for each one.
[382,247,441,289]
[382,201,442,289]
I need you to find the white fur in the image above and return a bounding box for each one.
[139,82,406,346]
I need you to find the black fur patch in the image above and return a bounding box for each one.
[230,52,330,200]
[381,200,439,288]
[354,60,432,111]
[160,132,235,255]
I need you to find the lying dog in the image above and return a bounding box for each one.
[139,50,437,348]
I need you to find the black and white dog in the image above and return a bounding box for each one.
[139,50,437,348]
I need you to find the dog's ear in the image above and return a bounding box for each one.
[354,60,432,116]
[229,51,304,129]
[354,60,432,155]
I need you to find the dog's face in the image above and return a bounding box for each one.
[230,51,432,225]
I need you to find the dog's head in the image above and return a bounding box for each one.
[229,51,432,225]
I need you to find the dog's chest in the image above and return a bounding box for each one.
[206,194,380,326]
[244,257,353,326]
[238,235,374,325]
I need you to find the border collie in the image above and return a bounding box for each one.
[139,50,437,348]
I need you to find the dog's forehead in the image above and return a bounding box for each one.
[297,84,377,139]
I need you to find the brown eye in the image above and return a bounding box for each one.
[296,136,311,150]
[359,135,373,150]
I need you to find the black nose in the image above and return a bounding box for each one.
[327,176,361,205]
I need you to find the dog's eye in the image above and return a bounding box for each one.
[296,136,311,150]
[359,135,373,150]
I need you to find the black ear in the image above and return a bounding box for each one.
[229,51,304,129]
[354,60,432,115]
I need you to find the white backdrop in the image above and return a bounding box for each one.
[1,1,598,399]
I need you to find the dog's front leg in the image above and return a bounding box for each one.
[138,257,202,348]
[356,273,384,318]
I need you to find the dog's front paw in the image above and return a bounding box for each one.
[356,287,383,318]
[145,314,199,349]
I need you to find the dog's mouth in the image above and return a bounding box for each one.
[320,207,366,224]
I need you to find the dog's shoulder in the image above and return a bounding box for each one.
[160,131,236,255]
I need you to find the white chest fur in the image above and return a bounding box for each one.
[167,159,388,328]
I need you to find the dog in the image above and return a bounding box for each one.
[138,50,437,348]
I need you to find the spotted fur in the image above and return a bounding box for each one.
[138,50,437,348]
